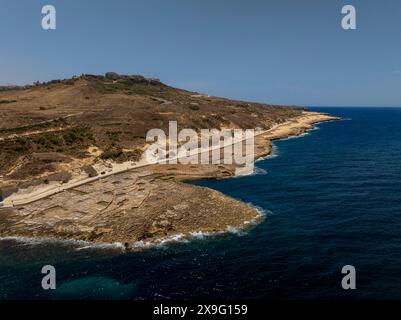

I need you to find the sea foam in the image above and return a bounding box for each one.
[0,236,126,252]
[128,203,268,251]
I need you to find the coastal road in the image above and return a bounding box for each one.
[3,112,332,207]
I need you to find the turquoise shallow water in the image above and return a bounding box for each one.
[1,107,401,300]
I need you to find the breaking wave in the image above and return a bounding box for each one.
[0,236,126,252]
[130,203,268,251]
[256,144,279,162]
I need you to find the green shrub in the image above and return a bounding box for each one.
[100,147,123,160]
[106,131,120,142]
[35,133,62,148]
[189,105,200,111]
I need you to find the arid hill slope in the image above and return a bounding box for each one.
[0,73,302,187]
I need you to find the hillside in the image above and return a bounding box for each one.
[0,73,302,187]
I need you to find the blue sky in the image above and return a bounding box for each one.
[1,0,401,106]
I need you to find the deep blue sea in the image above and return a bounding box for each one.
[2,107,401,300]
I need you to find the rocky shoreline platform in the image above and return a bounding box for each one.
[0,111,339,249]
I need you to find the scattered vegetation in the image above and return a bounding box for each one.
[100,147,142,162]
[188,104,200,111]
[35,133,63,148]
[106,131,120,142]
[63,127,94,145]
[0,117,67,135]
[102,80,169,96]
[100,147,123,160]
[0,99,17,104]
